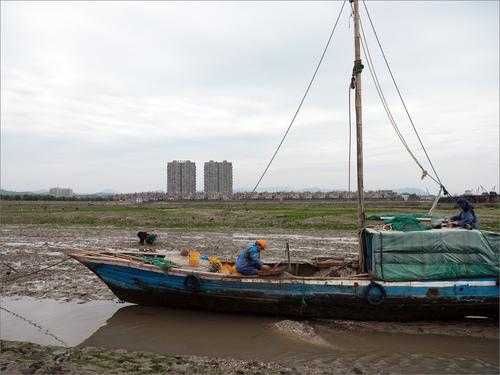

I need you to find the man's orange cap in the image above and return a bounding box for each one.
[256,240,267,249]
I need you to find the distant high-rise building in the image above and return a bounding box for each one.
[167,160,196,197]
[49,187,73,197]
[204,160,233,196]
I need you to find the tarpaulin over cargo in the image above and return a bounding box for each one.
[366,213,440,231]
[363,228,500,281]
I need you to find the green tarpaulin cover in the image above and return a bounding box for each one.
[366,213,438,231]
[363,228,500,281]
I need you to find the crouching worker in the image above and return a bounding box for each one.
[236,240,271,276]
[137,231,158,245]
[448,198,478,229]
[137,231,148,245]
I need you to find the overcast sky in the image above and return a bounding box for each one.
[1,1,498,194]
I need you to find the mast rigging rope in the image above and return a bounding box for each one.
[356,11,441,187]
[348,84,352,192]
[249,0,347,195]
[361,0,446,191]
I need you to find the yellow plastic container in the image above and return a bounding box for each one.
[188,250,200,267]
[209,256,222,272]
[220,264,236,274]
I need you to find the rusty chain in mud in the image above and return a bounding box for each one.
[0,305,69,347]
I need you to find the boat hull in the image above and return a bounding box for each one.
[74,254,499,321]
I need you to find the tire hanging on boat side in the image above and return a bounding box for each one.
[364,281,386,305]
[184,274,201,291]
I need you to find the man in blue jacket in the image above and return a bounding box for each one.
[449,198,478,229]
[236,240,270,275]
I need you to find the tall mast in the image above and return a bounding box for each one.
[352,0,365,271]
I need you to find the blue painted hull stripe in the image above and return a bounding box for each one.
[89,262,499,300]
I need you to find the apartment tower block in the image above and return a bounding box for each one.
[167,160,196,197]
[204,160,233,196]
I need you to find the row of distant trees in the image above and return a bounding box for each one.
[0,194,113,201]
[1,192,496,203]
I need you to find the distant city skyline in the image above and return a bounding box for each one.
[2,2,498,195]
[48,187,74,197]
[204,160,233,196]
[4,185,497,197]
[167,160,196,197]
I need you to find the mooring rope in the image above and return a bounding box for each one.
[1,258,70,285]
[0,261,19,273]
[0,305,69,347]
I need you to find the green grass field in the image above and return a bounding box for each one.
[1,200,498,231]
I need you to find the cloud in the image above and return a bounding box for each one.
[1,1,498,194]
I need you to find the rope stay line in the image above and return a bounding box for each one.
[361,0,447,193]
[0,306,68,347]
[1,258,70,285]
[347,84,352,192]
[355,7,441,187]
[250,0,347,194]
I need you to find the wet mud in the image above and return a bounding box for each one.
[1,340,297,375]
[0,225,357,301]
[1,225,499,374]
[2,297,499,374]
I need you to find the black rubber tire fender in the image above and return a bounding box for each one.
[364,281,386,306]
[184,274,201,291]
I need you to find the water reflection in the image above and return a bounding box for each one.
[80,304,327,362]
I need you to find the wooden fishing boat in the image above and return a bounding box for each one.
[69,250,499,321]
[71,0,499,320]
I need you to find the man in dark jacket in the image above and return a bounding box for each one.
[449,198,477,229]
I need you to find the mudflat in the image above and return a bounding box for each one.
[0,340,297,375]
[1,225,357,300]
[1,200,499,374]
